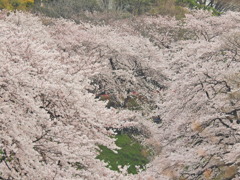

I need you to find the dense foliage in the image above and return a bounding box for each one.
[0,0,33,10]
[1,3,240,180]
[2,0,240,22]
[31,0,187,23]
[176,0,240,14]
[30,0,240,23]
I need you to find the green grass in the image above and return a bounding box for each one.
[96,134,150,174]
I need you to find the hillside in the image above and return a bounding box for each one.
[1,6,240,180]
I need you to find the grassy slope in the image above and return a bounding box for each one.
[97,134,150,174]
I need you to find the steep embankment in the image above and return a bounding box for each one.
[1,10,240,179]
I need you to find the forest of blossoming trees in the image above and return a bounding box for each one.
[1,3,240,180]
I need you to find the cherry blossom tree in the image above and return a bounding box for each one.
[1,8,240,180]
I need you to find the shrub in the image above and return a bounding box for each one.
[0,0,33,10]
[149,0,187,19]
